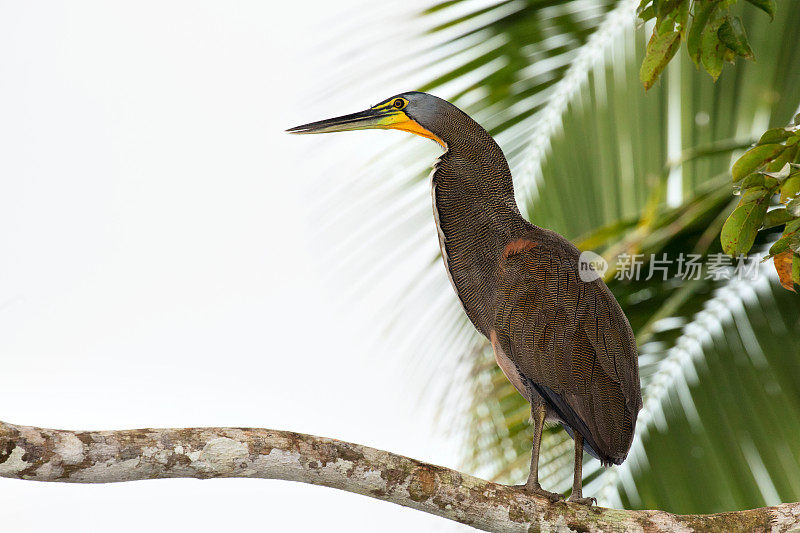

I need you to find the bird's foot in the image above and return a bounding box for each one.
[567,495,597,506]
[513,482,564,503]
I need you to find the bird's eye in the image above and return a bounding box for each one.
[393,99,405,109]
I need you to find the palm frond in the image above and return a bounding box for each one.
[593,272,800,511]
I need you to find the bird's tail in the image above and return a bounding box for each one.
[531,383,626,467]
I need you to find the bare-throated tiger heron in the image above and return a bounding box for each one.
[288,92,642,504]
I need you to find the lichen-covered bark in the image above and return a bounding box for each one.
[1,420,798,532]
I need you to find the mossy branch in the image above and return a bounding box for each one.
[1,420,798,532]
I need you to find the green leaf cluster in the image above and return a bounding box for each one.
[721,114,800,289]
[638,0,771,88]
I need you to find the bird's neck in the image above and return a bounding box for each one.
[431,139,531,337]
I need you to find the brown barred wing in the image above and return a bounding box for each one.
[493,245,642,465]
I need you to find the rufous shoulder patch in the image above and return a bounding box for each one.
[501,239,538,261]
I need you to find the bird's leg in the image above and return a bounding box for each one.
[567,433,596,505]
[514,401,563,502]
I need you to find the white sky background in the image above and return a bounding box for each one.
[0,1,472,531]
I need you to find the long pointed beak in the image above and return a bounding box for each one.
[286,107,403,135]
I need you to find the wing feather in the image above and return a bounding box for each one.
[493,242,642,464]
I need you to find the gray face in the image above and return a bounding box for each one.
[378,91,454,136]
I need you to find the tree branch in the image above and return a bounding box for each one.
[1,420,798,532]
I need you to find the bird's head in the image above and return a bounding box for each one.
[286,92,447,148]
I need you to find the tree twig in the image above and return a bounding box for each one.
[1,420,798,532]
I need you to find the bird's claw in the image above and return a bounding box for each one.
[513,483,564,503]
[567,495,597,506]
